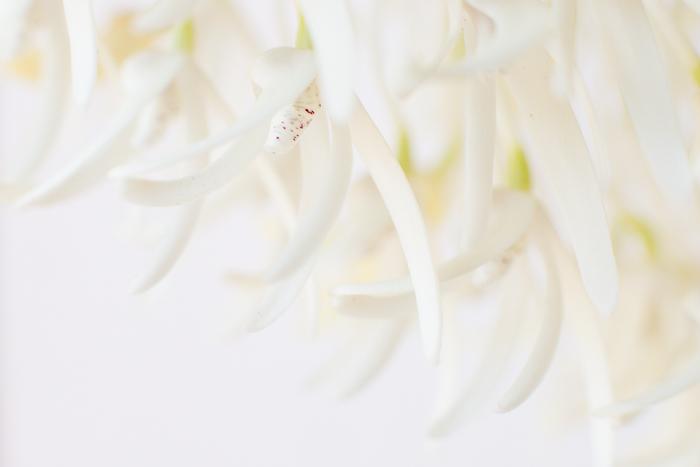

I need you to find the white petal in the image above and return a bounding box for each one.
[62,0,98,106]
[428,258,527,437]
[15,52,185,207]
[298,0,356,122]
[134,0,199,32]
[595,351,700,418]
[572,69,611,189]
[333,293,419,319]
[130,63,209,294]
[246,253,319,332]
[444,0,552,74]
[349,98,442,366]
[130,199,203,294]
[3,1,71,184]
[681,0,700,17]
[394,0,466,97]
[253,149,320,335]
[0,0,35,59]
[110,48,316,178]
[554,228,615,467]
[118,122,268,207]
[504,48,618,316]
[461,73,495,249]
[331,188,535,297]
[264,123,353,281]
[493,214,562,413]
[551,0,576,95]
[590,0,692,201]
[334,318,408,398]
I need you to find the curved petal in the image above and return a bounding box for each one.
[504,48,618,316]
[335,317,408,398]
[110,48,316,178]
[428,257,527,437]
[331,188,535,297]
[395,0,466,97]
[118,122,268,207]
[551,0,576,95]
[683,0,700,15]
[594,351,700,418]
[252,149,320,335]
[554,227,615,467]
[3,0,71,185]
[134,0,199,32]
[62,0,98,106]
[0,0,35,59]
[298,0,356,122]
[349,98,442,366]
[264,122,353,281]
[444,0,552,74]
[15,52,185,207]
[246,252,319,332]
[572,69,611,189]
[130,63,209,294]
[493,213,562,413]
[590,0,692,201]
[130,199,203,294]
[333,293,420,319]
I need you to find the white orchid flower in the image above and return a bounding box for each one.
[110,40,443,365]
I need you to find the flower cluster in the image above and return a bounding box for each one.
[4,0,700,465]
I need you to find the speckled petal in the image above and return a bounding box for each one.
[298,0,356,122]
[265,121,352,281]
[110,48,316,178]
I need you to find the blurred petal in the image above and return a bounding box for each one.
[62,0,98,106]
[3,0,71,185]
[331,188,534,297]
[111,48,315,178]
[334,318,408,398]
[504,48,618,316]
[264,122,352,281]
[428,257,527,437]
[246,252,319,332]
[590,0,692,201]
[298,0,356,122]
[555,228,615,467]
[119,122,268,207]
[595,351,700,418]
[0,0,35,59]
[349,98,442,366]
[130,63,209,294]
[494,212,562,413]
[445,0,552,74]
[15,51,185,207]
[134,0,198,32]
[395,0,466,97]
[461,73,495,248]
[551,0,576,95]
